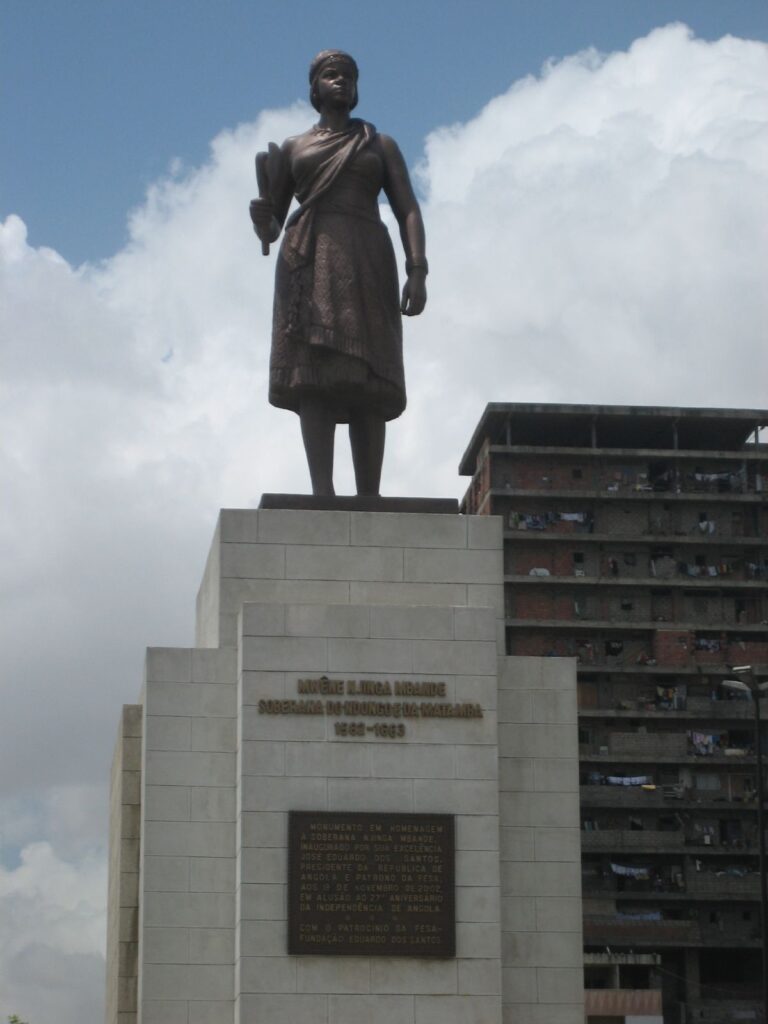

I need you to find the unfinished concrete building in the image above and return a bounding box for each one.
[460,403,768,1024]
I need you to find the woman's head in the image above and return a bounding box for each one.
[309,50,359,112]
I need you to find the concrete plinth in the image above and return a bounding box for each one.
[105,506,584,1024]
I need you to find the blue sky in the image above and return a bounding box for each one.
[1,3,767,1020]
[3,0,767,264]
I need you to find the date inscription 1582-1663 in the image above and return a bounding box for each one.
[288,811,455,957]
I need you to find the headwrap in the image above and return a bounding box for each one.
[309,50,359,111]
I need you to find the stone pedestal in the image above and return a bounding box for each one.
[105,506,584,1024]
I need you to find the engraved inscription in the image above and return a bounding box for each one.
[288,811,455,957]
[258,678,483,740]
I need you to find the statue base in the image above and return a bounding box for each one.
[259,493,459,514]
[105,505,584,1024]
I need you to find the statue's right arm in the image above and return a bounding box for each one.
[249,198,279,243]
[270,138,297,230]
[250,138,295,244]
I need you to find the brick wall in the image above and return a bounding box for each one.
[492,456,591,491]
[509,628,767,670]
[506,546,576,576]
[600,550,648,578]
[602,593,651,622]
[511,591,576,620]
[735,640,768,661]
[653,630,691,665]
[510,635,574,657]
[595,505,647,535]
[651,631,768,667]
[651,592,674,620]
[466,448,491,514]
[608,731,688,757]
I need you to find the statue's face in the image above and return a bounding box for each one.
[315,60,356,110]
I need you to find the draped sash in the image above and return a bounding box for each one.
[281,119,376,271]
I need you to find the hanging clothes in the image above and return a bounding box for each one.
[610,863,650,879]
[605,775,652,786]
[690,731,720,756]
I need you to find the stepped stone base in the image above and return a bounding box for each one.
[105,504,583,1024]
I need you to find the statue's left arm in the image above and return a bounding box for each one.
[380,134,427,317]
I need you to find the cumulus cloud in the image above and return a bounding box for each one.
[0,841,106,1022]
[417,25,767,421]
[1,24,766,1019]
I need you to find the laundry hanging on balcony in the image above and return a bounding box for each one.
[610,863,651,879]
[689,731,721,756]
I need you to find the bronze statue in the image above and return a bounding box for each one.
[250,50,427,496]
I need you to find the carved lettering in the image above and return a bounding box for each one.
[346,679,393,695]
[258,699,324,715]
[288,811,455,957]
[298,676,344,695]
[256,679,484,732]
[418,702,483,718]
[394,681,446,697]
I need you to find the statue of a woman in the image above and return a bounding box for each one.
[249,50,427,496]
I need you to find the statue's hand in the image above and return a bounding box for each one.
[401,270,427,317]
[249,198,279,244]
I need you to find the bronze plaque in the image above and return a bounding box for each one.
[288,811,455,956]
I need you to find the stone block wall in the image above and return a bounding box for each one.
[105,705,142,1024]
[138,646,237,1024]
[107,508,584,1024]
[236,600,503,1024]
[195,510,505,651]
[498,657,583,1024]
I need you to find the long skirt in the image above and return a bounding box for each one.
[268,210,406,423]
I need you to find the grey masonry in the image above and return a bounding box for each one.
[105,507,584,1024]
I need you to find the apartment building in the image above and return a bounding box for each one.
[460,403,768,1024]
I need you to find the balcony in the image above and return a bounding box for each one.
[698,927,763,948]
[581,830,685,853]
[505,616,768,633]
[508,631,768,668]
[584,915,762,950]
[579,699,754,720]
[580,741,756,766]
[687,999,765,1023]
[687,871,761,897]
[581,749,757,765]
[505,572,767,588]
[583,880,685,898]
[584,988,662,1017]
[688,696,754,718]
[504,528,767,545]
[580,784,760,811]
[581,784,665,807]
[685,835,759,853]
[483,442,767,463]
[583,915,699,945]
[490,485,767,503]
[584,868,762,900]
[598,731,688,759]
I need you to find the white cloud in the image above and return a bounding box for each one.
[0,841,106,1022]
[0,842,105,956]
[416,24,767,426]
[1,24,766,1019]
